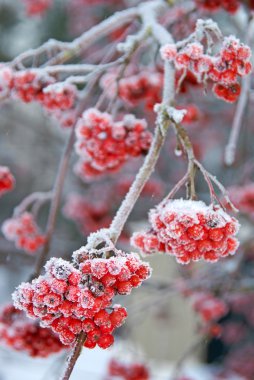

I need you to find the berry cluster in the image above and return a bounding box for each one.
[100,70,162,110]
[195,0,240,13]
[13,253,151,349]
[0,304,64,357]
[2,212,45,253]
[0,166,15,196]
[191,292,228,322]
[161,36,252,102]
[12,70,77,110]
[0,67,13,99]
[0,67,77,127]
[22,0,53,16]
[108,358,150,380]
[131,199,240,264]
[63,193,111,235]
[228,183,254,220]
[75,108,152,180]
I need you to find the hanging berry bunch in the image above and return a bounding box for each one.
[132,199,239,264]
[0,304,65,357]
[100,70,163,111]
[21,0,53,16]
[195,0,240,13]
[107,358,150,380]
[0,166,15,197]
[161,31,252,102]
[74,108,152,180]
[13,242,151,349]
[2,212,46,254]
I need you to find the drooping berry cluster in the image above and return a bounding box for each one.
[131,199,240,264]
[0,304,65,357]
[0,67,77,127]
[161,36,252,102]
[2,212,45,253]
[228,183,254,220]
[75,108,152,180]
[191,292,228,323]
[22,0,53,16]
[100,70,163,110]
[0,67,13,99]
[108,358,150,380]
[12,70,77,111]
[195,0,240,13]
[0,166,15,196]
[63,193,111,235]
[13,253,151,349]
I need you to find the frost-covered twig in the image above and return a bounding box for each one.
[14,191,52,216]
[30,125,76,281]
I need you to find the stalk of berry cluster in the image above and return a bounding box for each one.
[30,124,76,281]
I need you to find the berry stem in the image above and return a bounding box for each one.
[172,122,197,199]
[60,332,86,380]
[12,7,139,68]
[30,125,76,281]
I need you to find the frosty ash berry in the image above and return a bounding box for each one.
[132,199,240,264]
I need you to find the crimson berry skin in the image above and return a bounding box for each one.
[132,199,240,264]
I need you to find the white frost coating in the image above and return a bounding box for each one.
[166,106,187,124]
[153,199,238,228]
[195,19,222,41]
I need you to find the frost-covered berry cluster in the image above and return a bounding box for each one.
[108,358,150,380]
[2,212,45,253]
[75,108,152,180]
[0,166,15,196]
[228,183,254,220]
[0,68,77,127]
[191,292,228,323]
[131,199,240,264]
[22,0,53,16]
[195,0,240,13]
[0,304,64,357]
[63,193,111,235]
[12,70,77,110]
[13,253,151,349]
[101,70,163,110]
[161,36,252,102]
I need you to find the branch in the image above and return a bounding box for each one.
[59,2,175,379]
